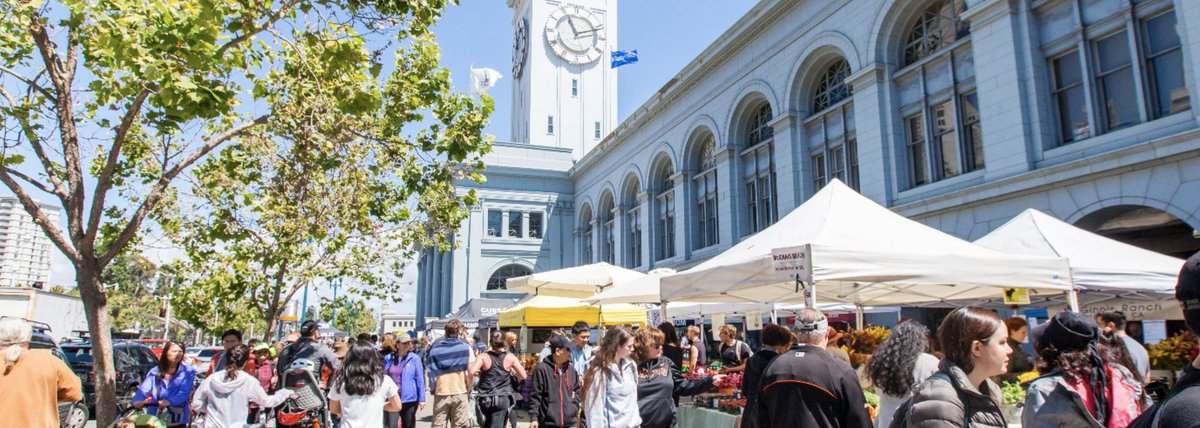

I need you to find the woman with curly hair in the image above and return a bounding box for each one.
[866,321,940,428]
[632,327,720,428]
[1022,311,1144,428]
[583,326,640,428]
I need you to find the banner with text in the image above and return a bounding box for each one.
[771,244,814,283]
[1076,298,1183,321]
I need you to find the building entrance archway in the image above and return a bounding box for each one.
[1075,205,1199,258]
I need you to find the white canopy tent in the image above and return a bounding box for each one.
[659,180,1075,307]
[974,208,1183,294]
[585,268,675,305]
[506,262,645,298]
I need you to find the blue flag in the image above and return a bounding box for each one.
[611,49,638,68]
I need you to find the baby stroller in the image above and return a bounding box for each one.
[276,359,332,428]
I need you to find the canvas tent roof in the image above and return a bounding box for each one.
[428,298,517,330]
[585,268,676,305]
[497,294,646,327]
[660,180,1074,306]
[974,208,1184,294]
[506,262,644,298]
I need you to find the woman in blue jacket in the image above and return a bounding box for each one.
[383,333,426,428]
[133,341,196,427]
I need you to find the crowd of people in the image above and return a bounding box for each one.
[2,251,1200,428]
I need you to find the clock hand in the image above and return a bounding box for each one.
[567,17,578,36]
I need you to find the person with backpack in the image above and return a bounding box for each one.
[191,344,293,428]
[276,320,340,390]
[529,335,582,428]
[756,309,871,428]
[898,307,1010,428]
[1127,250,1200,428]
[741,323,792,428]
[716,324,752,374]
[1022,311,1145,428]
[471,332,528,428]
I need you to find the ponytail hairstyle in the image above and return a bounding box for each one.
[225,344,250,382]
[0,318,32,370]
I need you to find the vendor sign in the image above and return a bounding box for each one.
[745,311,763,331]
[1077,299,1183,321]
[771,244,813,284]
[1003,288,1031,305]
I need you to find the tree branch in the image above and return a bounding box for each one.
[216,0,304,57]
[0,65,56,103]
[0,85,68,199]
[99,115,270,267]
[3,166,56,196]
[0,168,82,264]
[85,87,153,246]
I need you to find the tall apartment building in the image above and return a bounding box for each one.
[0,197,60,288]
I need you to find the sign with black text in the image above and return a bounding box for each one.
[771,244,814,283]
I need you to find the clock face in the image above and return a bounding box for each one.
[513,18,528,78]
[544,4,605,65]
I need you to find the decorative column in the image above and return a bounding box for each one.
[769,112,802,212]
[671,171,689,262]
[591,219,602,265]
[715,146,738,247]
[638,191,652,269]
[611,206,625,266]
[846,63,892,204]
[963,0,1036,180]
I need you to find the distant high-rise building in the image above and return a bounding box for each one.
[0,197,60,288]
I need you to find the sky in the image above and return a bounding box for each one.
[41,0,759,318]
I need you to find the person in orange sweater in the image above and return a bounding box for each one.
[0,317,82,428]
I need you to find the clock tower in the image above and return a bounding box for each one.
[508,0,617,159]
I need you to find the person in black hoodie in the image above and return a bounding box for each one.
[530,335,582,428]
[632,326,721,428]
[741,324,793,428]
[1128,250,1200,428]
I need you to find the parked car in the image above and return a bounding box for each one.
[60,341,158,411]
[138,339,170,358]
[8,317,90,428]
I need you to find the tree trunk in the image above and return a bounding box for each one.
[76,261,119,427]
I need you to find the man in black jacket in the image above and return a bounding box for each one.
[530,335,581,428]
[276,320,340,389]
[1129,251,1200,428]
[757,308,871,428]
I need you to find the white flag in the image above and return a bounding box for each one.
[470,67,503,94]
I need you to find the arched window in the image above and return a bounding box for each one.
[741,102,776,235]
[807,59,859,191]
[598,192,616,264]
[487,264,532,290]
[579,204,594,263]
[621,176,642,269]
[895,0,982,189]
[693,134,719,250]
[654,160,676,261]
[903,0,969,66]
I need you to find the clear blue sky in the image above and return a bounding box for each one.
[378,1,757,316]
[433,0,757,141]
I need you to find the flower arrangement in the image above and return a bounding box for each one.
[714,372,743,390]
[1001,381,1026,406]
[1148,331,1200,371]
[844,326,892,368]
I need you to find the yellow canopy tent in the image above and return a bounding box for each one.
[497,295,647,327]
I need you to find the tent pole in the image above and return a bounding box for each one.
[659,300,669,326]
[855,305,864,330]
[806,281,818,309]
[1067,289,1081,312]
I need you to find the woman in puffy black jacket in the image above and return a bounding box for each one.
[632,327,722,428]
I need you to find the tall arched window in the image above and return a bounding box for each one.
[806,59,859,190]
[598,192,615,264]
[741,102,776,235]
[621,176,642,269]
[487,264,532,290]
[692,134,719,250]
[579,204,594,263]
[654,160,676,261]
[895,0,983,189]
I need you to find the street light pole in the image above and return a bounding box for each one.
[330,277,342,328]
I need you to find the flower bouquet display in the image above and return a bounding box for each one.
[1149,330,1200,372]
[714,372,742,395]
[845,326,891,368]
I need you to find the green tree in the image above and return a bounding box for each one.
[99,252,162,331]
[318,296,378,336]
[0,1,472,424]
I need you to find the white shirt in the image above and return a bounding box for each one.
[875,353,940,428]
[190,371,291,428]
[328,376,399,428]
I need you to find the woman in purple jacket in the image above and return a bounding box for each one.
[132,341,196,427]
[383,333,427,428]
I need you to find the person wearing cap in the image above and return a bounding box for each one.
[276,320,341,390]
[1128,250,1200,428]
[756,309,871,428]
[383,333,426,428]
[1022,311,1145,428]
[530,334,582,428]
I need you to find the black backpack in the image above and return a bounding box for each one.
[888,372,964,428]
[1127,372,1200,428]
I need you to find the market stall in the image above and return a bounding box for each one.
[497,294,646,327]
[506,262,645,297]
[659,180,1074,308]
[425,298,517,339]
